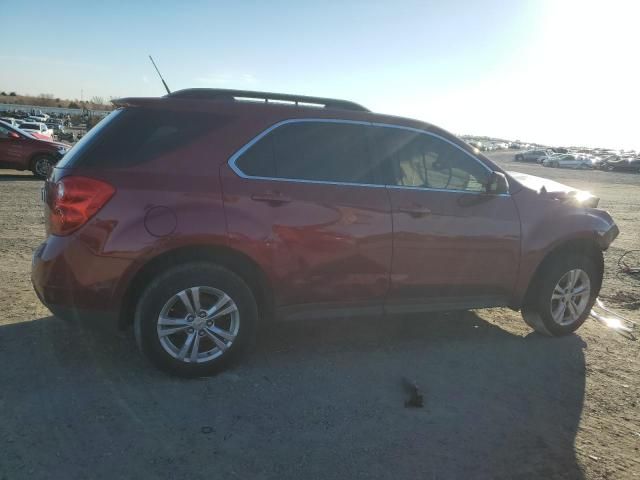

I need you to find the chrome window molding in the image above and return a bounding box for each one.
[227,118,509,196]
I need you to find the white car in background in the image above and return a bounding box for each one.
[29,114,49,123]
[542,154,592,169]
[18,122,54,138]
[0,117,19,127]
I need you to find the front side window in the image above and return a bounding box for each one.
[374,127,490,192]
[235,121,373,184]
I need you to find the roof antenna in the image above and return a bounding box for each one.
[148,55,171,95]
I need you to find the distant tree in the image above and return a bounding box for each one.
[0,91,6,96]
[68,101,80,109]
[9,92,16,96]
[39,93,54,99]
[86,116,102,130]
[91,96,105,105]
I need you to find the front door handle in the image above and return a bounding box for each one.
[397,205,432,218]
[251,192,292,205]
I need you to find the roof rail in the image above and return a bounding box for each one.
[166,88,369,112]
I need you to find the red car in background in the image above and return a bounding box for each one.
[0,120,69,178]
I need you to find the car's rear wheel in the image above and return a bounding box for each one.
[134,263,258,377]
[522,254,599,336]
[31,154,54,179]
[515,154,523,162]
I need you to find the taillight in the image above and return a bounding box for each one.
[49,176,115,236]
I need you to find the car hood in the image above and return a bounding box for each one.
[507,171,599,207]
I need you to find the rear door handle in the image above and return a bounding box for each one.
[251,192,292,205]
[397,205,432,218]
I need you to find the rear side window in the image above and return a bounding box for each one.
[235,121,373,184]
[58,108,223,168]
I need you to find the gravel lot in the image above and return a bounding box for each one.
[0,154,638,479]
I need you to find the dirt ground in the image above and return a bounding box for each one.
[0,154,638,479]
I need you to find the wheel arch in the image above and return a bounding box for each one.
[118,245,274,329]
[522,237,604,307]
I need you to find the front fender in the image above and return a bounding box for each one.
[510,188,618,307]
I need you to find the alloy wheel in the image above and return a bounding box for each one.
[35,158,52,177]
[156,286,240,363]
[550,269,591,326]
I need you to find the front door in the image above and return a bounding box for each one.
[371,126,521,312]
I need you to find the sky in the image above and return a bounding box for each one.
[1,0,638,150]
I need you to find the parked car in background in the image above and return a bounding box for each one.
[542,154,592,169]
[55,129,75,142]
[0,120,69,178]
[601,156,640,172]
[0,117,19,127]
[19,122,53,138]
[29,114,49,123]
[515,149,551,162]
[31,88,618,377]
[467,140,483,150]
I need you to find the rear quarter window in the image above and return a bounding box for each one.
[58,108,225,168]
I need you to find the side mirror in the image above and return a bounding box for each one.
[8,131,20,139]
[486,171,509,195]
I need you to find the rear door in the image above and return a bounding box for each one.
[221,120,393,318]
[371,126,521,312]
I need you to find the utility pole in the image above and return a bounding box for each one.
[81,89,83,102]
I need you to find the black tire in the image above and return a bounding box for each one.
[522,253,600,336]
[31,154,54,179]
[515,154,523,162]
[134,262,258,377]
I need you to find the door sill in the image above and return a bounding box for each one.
[276,296,508,322]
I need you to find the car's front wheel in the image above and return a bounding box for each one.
[522,253,600,336]
[134,263,258,377]
[31,154,54,179]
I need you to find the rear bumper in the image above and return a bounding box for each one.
[31,236,132,330]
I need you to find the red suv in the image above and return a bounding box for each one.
[0,120,69,178]
[31,89,619,376]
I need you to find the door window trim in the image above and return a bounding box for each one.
[228,118,508,196]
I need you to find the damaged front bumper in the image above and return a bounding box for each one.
[598,224,620,250]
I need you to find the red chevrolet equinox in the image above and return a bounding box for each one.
[32,89,619,376]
